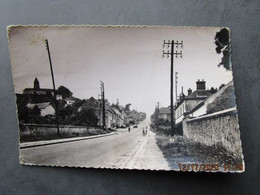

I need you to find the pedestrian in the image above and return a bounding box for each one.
[128,127,130,132]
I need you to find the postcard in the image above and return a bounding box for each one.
[8,25,244,172]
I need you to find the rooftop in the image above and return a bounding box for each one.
[159,107,171,114]
[27,102,53,109]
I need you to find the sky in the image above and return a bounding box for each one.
[9,26,232,116]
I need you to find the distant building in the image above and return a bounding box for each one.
[186,81,234,118]
[137,112,146,122]
[27,102,55,117]
[56,94,62,100]
[64,97,78,106]
[175,79,212,124]
[158,107,171,121]
[111,106,124,127]
[23,78,54,96]
[79,97,99,111]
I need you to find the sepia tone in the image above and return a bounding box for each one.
[8,25,244,172]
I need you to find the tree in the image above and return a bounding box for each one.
[214,28,231,71]
[219,84,225,90]
[209,87,218,94]
[124,103,131,112]
[32,106,41,116]
[57,86,73,98]
[73,109,99,126]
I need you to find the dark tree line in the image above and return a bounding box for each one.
[16,86,99,127]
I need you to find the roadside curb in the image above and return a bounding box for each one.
[20,132,118,149]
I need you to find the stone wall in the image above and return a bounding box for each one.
[183,108,242,157]
[19,123,103,141]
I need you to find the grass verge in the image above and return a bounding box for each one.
[156,133,243,166]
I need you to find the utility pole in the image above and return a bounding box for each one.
[45,39,60,136]
[181,86,184,101]
[175,72,178,105]
[155,101,160,127]
[100,81,106,131]
[162,40,183,136]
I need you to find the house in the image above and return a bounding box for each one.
[99,104,119,129]
[158,107,171,121]
[27,102,55,117]
[79,97,99,111]
[110,105,125,127]
[175,79,212,124]
[97,101,124,129]
[56,94,62,100]
[125,110,140,125]
[64,97,78,106]
[137,112,146,122]
[186,81,234,118]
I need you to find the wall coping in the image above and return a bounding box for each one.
[185,107,237,123]
[20,123,100,129]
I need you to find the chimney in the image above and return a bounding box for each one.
[196,79,206,90]
[188,88,192,95]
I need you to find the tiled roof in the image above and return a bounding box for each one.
[81,97,99,110]
[159,107,171,114]
[64,97,79,101]
[185,90,212,99]
[24,88,53,92]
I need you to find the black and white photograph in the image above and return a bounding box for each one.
[8,25,244,172]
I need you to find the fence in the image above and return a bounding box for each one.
[182,107,242,157]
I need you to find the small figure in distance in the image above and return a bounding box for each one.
[128,127,131,132]
[143,128,145,136]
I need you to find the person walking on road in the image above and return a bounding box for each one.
[143,128,145,136]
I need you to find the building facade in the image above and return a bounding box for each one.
[175,79,212,124]
[158,107,171,121]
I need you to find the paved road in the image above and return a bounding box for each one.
[20,119,171,170]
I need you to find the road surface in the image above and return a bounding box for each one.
[20,119,171,170]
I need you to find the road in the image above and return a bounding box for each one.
[20,119,171,170]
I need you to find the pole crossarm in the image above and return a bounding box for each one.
[162,51,183,58]
[163,40,183,46]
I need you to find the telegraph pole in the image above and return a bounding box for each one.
[45,39,60,136]
[162,40,183,136]
[175,72,178,104]
[100,81,106,131]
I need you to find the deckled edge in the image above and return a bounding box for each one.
[7,24,244,173]
[7,24,229,29]
[228,27,245,173]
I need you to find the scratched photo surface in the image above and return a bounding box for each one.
[8,25,244,172]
